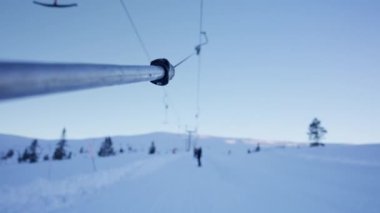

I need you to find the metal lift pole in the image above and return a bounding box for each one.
[0,58,175,101]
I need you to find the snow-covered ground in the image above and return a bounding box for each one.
[0,133,379,213]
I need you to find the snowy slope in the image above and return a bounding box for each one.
[0,133,379,213]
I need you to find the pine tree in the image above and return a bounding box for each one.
[29,140,39,162]
[255,143,261,152]
[19,139,39,163]
[53,128,71,160]
[1,149,14,160]
[98,137,115,157]
[308,118,327,147]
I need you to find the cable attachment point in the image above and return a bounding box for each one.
[150,58,175,86]
[195,31,208,55]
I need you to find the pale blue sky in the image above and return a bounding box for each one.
[0,0,379,143]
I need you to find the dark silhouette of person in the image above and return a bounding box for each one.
[149,141,156,154]
[255,143,260,152]
[194,147,202,167]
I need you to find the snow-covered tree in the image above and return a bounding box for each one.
[53,128,71,160]
[98,137,115,157]
[255,143,261,152]
[18,139,39,163]
[1,149,14,160]
[308,118,327,147]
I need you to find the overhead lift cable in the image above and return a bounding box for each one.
[120,0,172,124]
[120,0,151,61]
[195,0,206,131]
[174,32,208,68]
[176,0,207,148]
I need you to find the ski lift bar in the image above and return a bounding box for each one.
[33,0,78,8]
[0,59,175,101]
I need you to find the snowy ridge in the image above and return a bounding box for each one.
[0,132,280,161]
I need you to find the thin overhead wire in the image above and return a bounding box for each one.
[174,1,208,69]
[120,0,151,61]
[173,0,207,133]
[119,0,170,126]
[162,87,169,124]
[117,0,207,132]
[174,52,196,68]
[174,31,208,68]
[195,0,204,130]
[199,0,204,48]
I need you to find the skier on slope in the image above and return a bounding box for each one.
[194,147,202,167]
[148,141,156,155]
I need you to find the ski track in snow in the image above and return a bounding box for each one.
[0,155,177,213]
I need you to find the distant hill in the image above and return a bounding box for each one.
[0,132,302,155]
